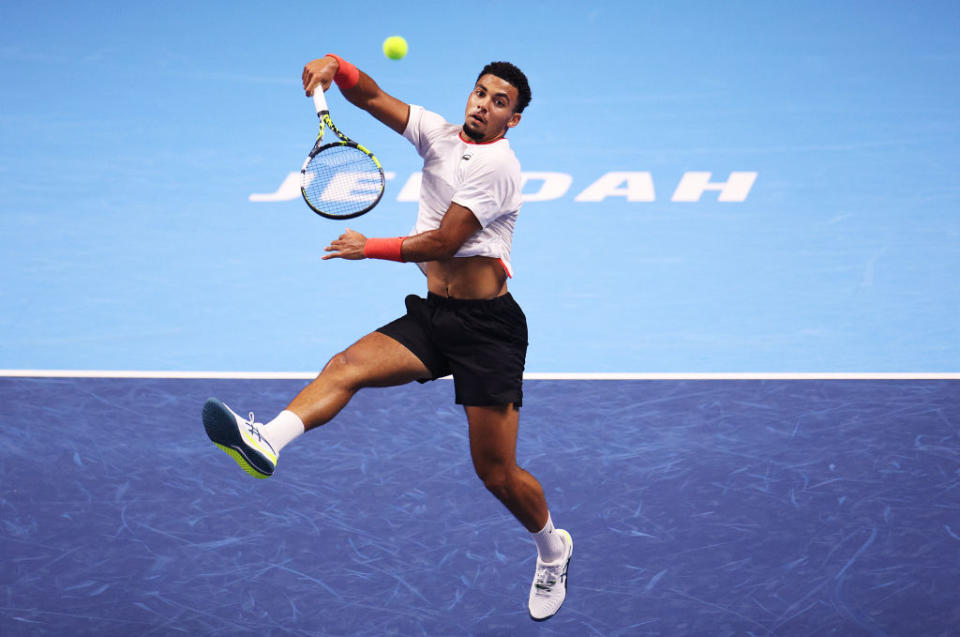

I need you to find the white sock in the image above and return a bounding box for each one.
[262,410,305,453]
[531,513,565,563]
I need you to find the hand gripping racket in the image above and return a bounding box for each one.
[300,88,385,220]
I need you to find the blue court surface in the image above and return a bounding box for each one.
[3,377,959,636]
[3,1,960,635]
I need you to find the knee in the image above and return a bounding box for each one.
[321,351,359,388]
[322,351,348,374]
[476,464,517,500]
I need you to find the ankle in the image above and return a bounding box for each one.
[531,513,565,563]
[263,410,305,452]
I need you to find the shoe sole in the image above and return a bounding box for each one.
[202,398,274,479]
[529,529,573,622]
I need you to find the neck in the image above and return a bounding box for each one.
[461,126,505,144]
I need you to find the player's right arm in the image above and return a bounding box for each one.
[302,56,410,135]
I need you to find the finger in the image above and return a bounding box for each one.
[305,71,324,96]
[302,68,313,94]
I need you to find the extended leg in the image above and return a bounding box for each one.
[287,331,431,430]
[202,331,429,477]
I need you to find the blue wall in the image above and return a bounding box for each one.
[2,1,958,372]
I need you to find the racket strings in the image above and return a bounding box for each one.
[301,145,383,217]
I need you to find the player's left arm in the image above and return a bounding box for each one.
[397,202,481,261]
[323,203,480,261]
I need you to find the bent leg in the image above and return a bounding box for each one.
[466,404,549,532]
[288,331,431,430]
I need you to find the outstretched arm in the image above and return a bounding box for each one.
[323,202,481,262]
[302,55,410,134]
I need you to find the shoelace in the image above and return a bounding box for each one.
[243,413,276,454]
[534,566,559,593]
[243,412,261,439]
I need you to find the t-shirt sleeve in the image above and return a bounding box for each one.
[451,154,520,227]
[402,105,448,157]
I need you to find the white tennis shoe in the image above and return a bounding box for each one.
[527,528,573,621]
[202,398,277,479]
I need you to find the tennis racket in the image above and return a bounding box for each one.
[300,88,385,220]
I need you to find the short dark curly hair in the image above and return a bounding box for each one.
[477,61,531,114]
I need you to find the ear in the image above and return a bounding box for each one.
[506,112,522,129]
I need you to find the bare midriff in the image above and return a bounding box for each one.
[425,256,508,300]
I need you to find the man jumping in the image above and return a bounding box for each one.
[202,54,571,622]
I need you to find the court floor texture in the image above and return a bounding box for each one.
[3,3,959,635]
[2,376,958,636]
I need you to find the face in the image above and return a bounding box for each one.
[462,74,522,142]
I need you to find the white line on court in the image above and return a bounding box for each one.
[1,370,958,380]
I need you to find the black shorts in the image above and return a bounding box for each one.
[376,292,528,407]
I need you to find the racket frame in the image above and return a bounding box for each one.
[300,89,385,220]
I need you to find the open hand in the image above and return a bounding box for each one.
[323,228,367,260]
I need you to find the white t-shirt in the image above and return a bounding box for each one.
[402,104,523,277]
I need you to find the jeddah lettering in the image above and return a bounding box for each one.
[250,171,757,203]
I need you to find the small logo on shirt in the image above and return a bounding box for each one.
[461,153,472,161]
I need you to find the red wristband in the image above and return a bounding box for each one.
[363,236,405,262]
[325,53,360,90]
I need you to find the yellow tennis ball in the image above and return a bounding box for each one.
[382,35,408,60]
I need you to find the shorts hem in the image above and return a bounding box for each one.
[455,392,523,409]
[374,327,443,382]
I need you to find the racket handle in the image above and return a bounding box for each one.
[312,88,329,115]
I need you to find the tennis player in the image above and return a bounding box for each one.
[202,55,571,622]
